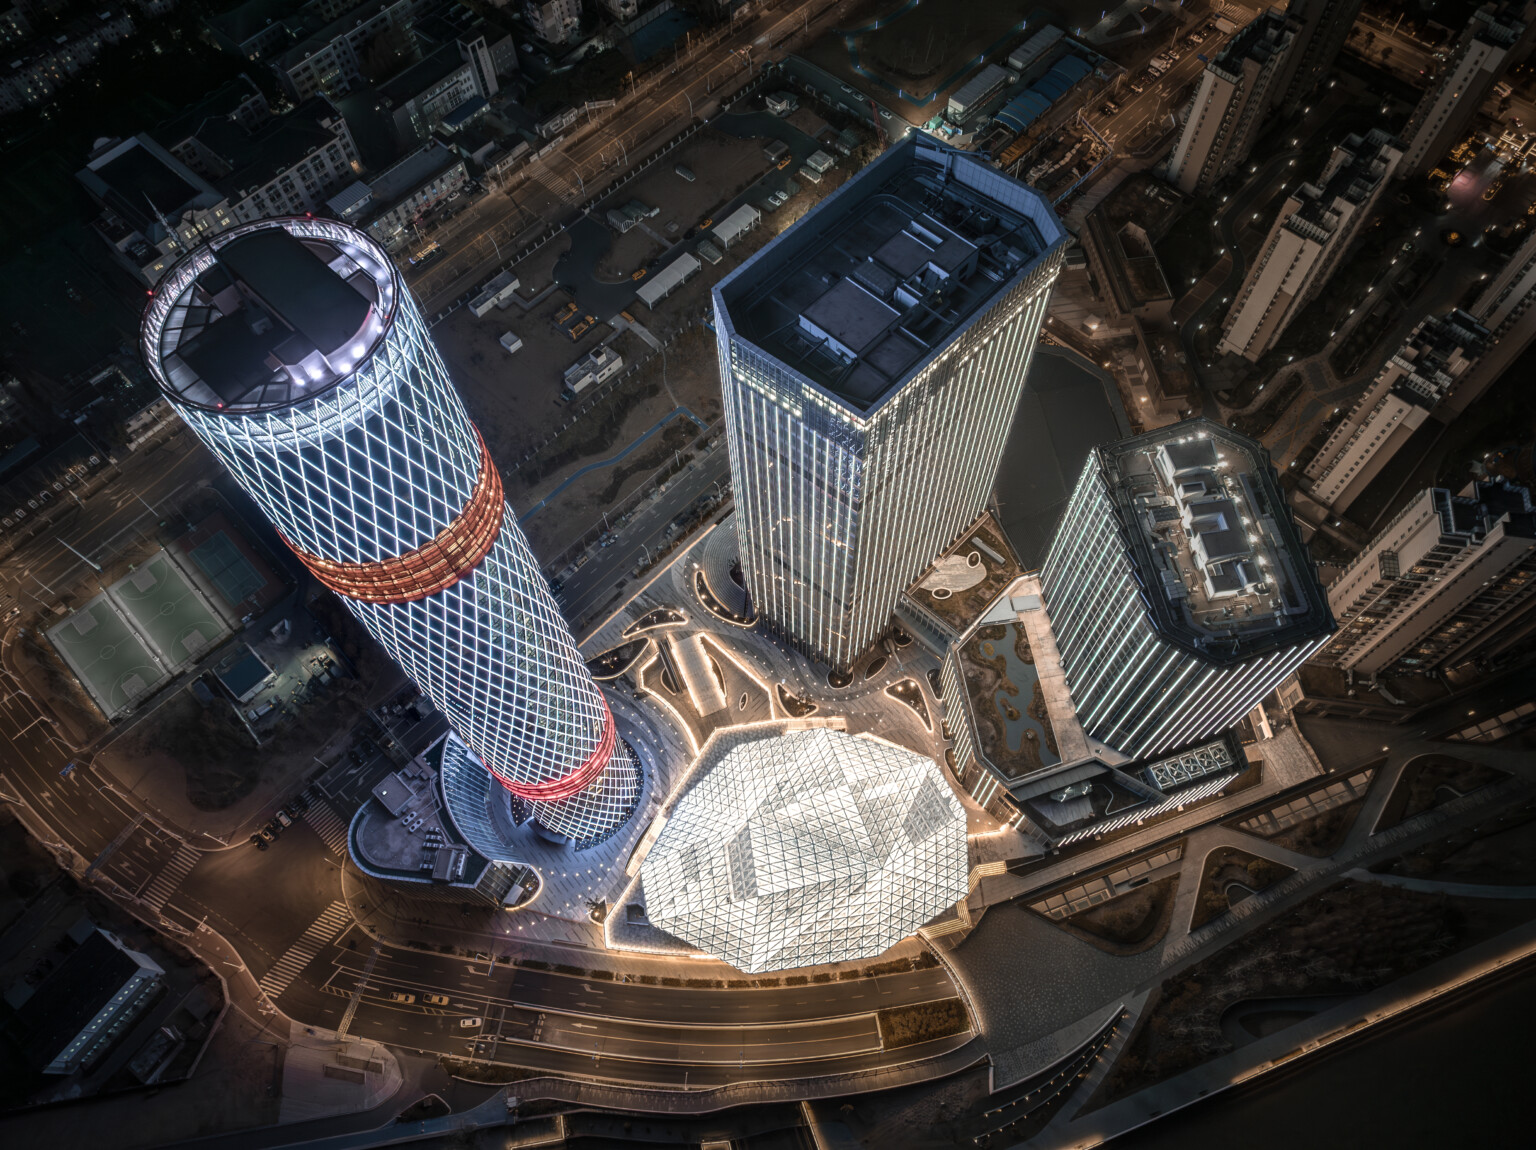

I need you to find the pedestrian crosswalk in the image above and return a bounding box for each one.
[258,901,351,1000]
[305,802,350,857]
[528,163,576,202]
[142,843,201,911]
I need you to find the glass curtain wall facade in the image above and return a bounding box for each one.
[642,726,968,972]
[142,217,639,847]
[1041,421,1334,758]
[714,136,1066,669]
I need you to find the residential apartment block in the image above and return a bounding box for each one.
[1319,482,1536,674]
[1441,224,1536,417]
[356,138,468,248]
[1400,3,1526,174]
[1304,310,1487,513]
[524,0,581,44]
[375,28,501,146]
[1219,129,1402,362]
[1166,11,1293,195]
[1270,0,1362,115]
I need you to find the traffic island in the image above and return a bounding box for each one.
[1059,875,1181,957]
[1189,847,1294,930]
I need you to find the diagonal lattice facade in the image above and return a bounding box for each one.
[141,217,638,847]
[642,727,968,972]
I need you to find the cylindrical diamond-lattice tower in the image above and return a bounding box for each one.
[141,217,639,848]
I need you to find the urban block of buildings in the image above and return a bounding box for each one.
[1318,481,1536,676]
[713,134,1066,670]
[1167,10,1293,196]
[1219,129,1402,362]
[0,5,138,115]
[77,79,361,284]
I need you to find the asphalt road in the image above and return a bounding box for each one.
[556,445,732,631]
[0,430,210,612]
[268,923,972,1086]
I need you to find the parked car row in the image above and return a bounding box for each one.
[249,789,312,850]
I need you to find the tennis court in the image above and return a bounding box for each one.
[188,531,265,610]
[109,552,230,672]
[47,596,169,718]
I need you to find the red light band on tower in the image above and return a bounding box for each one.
[498,701,617,802]
[284,429,504,604]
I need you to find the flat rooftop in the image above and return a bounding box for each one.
[717,135,1064,413]
[1096,420,1334,663]
[145,218,396,414]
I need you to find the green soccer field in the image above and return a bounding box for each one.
[47,596,169,718]
[109,553,230,671]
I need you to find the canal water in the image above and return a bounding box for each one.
[1109,960,1536,1148]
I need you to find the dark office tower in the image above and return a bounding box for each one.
[713,135,1066,670]
[1041,420,1335,758]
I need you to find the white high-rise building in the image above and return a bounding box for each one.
[1305,310,1487,513]
[1041,420,1335,758]
[141,217,642,850]
[713,135,1066,669]
[1167,11,1293,195]
[1220,129,1402,362]
[1318,482,1536,674]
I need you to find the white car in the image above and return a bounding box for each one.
[459,1016,483,1029]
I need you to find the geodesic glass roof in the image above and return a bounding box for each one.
[642,727,969,972]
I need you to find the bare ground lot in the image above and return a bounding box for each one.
[591,129,774,279]
[434,286,617,464]
[516,327,721,560]
[431,119,862,558]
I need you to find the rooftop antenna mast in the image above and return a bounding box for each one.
[146,194,182,255]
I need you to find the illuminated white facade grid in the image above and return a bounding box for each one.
[714,135,1065,669]
[642,726,968,973]
[141,217,638,848]
[1040,420,1334,758]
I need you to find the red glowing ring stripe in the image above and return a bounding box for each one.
[498,702,616,802]
[284,429,503,605]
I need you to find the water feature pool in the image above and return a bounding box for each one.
[977,623,1059,767]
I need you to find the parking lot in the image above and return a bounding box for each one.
[591,128,775,279]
